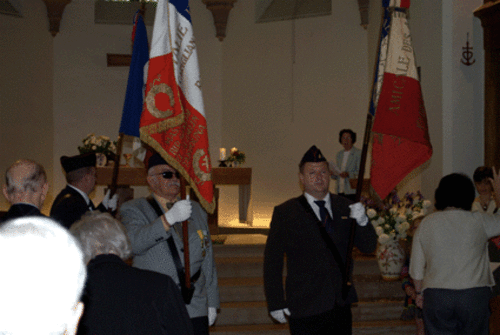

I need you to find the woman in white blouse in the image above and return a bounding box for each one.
[410,172,500,335]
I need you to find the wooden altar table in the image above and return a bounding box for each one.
[95,166,253,232]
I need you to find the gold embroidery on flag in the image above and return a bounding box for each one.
[193,149,211,182]
[145,79,175,119]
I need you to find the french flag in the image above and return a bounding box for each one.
[139,0,215,213]
[370,0,432,199]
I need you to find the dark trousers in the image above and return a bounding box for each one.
[289,305,352,335]
[191,316,209,335]
[423,287,491,335]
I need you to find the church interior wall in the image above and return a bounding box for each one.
[0,0,54,213]
[0,0,487,226]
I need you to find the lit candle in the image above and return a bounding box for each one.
[219,148,226,160]
[231,147,237,154]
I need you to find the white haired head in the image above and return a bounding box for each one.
[0,217,86,335]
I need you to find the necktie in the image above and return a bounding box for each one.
[315,200,334,233]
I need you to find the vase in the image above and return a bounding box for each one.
[376,239,405,281]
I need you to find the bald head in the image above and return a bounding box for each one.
[3,159,48,208]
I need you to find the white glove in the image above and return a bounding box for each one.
[102,189,118,211]
[208,307,217,326]
[164,200,192,225]
[349,202,368,226]
[270,308,290,324]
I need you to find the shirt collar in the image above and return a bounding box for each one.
[152,193,178,212]
[68,184,90,205]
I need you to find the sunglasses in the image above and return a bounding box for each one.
[154,171,181,179]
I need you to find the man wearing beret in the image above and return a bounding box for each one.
[50,153,117,229]
[119,152,219,335]
[1,159,48,223]
[263,145,377,335]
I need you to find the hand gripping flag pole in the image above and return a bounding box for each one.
[343,0,431,300]
[139,0,216,293]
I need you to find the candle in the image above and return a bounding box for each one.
[231,147,237,154]
[219,148,226,160]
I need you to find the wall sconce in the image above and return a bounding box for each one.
[202,0,237,41]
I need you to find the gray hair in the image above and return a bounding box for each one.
[70,211,132,263]
[0,216,86,334]
[5,159,47,196]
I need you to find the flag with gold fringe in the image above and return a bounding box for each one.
[370,0,432,200]
[140,0,215,213]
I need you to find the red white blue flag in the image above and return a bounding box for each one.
[119,12,149,137]
[140,0,215,213]
[370,0,432,199]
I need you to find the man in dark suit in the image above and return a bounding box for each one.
[263,145,377,335]
[71,211,194,335]
[50,153,117,229]
[1,159,48,223]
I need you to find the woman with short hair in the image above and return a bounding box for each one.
[71,212,194,335]
[410,172,500,335]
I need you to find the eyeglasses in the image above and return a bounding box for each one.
[151,171,181,180]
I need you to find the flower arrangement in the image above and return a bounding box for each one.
[364,191,432,245]
[225,147,246,165]
[78,133,117,157]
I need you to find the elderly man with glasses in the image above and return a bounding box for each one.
[119,152,219,335]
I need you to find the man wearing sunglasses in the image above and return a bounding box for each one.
[120,152,219,335]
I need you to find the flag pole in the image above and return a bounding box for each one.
[109,133,125,200]
[180,177,191,290]
[342,5,388,300]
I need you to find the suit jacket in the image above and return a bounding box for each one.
[119,197,220,319]
[263,193,377,318]
[77,254,194,335]
[0,203,44,223]
[50,185,105,229]
[332,147,361,194]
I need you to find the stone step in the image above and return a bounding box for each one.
[216,300,405,326]
[218,275,404,303]
[214,243,266,258]
[215,256,382,278]
[210,320,416,335]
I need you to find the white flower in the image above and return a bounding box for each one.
[375,226,384,236]
[377,217,385,225]
[90,137,97,145]
[99,135,110,141]
[92,145,97,150]
[395,223,401,232]
[398,221,410,233]
[367,208,377,219]
[384,224,390,229]
[405,208,412,216]
[423,200,432,208]
[389,231,396,239]
[389,207,398,215]
[399,232,407,239]
[396,214,406,223]
[378,234,390,244]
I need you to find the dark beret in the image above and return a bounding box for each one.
[60,153,96,173]
[300,145,327,166]
[147,152,169,171]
